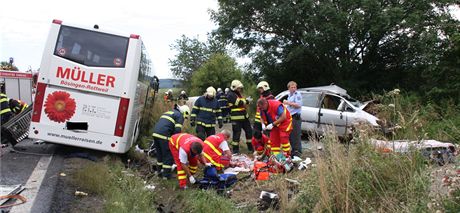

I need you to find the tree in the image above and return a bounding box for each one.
[169,35,227,87]
[211,0,459,95]
[0,61,19,71]
[423,32,460,104]
[189,53,242,95]
[169,35,208,81]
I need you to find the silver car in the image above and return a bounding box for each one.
[275,85,380,137]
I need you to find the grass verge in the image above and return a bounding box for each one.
[73,156,156,213]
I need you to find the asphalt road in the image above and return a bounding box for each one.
[1,139,64,213]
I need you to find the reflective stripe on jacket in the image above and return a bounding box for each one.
[216,92,228,109]
[10,99,28,114]
[203,134,226,168]
[0,93,12,116]
[152,109,184,139]
[226,90,249,121]
[191,96,222,126]
[169,133,204,154]
[254,93,275,130]
[260,100,292,132]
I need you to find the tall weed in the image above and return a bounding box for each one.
[372,89,460,143]
[293,130,430,212]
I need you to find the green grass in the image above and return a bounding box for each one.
[443,188,460,213]
[180,190,239,213]
[73,156,156,213]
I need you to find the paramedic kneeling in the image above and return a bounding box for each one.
[203,130,232,171]
[169,133,207,189]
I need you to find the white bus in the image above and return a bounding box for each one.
[29,19,151,153]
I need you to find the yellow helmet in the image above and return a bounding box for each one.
[256,81,270,91]
[206,86,216,97]
[231,80,243,91]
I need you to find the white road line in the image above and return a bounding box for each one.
[10,155,53,213]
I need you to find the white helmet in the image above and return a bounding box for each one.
[181,90,186,95]
[206,86,216,97]
[225,88,230,93]
[231,80,243,91]
[257,81,270,91]
[178,105,190,119]
[167,89,173,94]
[217,88,222,93]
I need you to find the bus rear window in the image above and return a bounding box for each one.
[54,26,129,68]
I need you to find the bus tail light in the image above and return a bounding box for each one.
[52,19,63,24]
[114,98,130,137]
[32,83,47,122]
[130,34,140,39]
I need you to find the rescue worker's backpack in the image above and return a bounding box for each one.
[198,166,237,191]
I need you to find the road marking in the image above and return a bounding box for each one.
[10,155,53,213]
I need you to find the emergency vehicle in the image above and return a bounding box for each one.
[29,19,150,153]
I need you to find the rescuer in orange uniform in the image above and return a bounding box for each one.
[202,130,232,170]
[252,130,271,159]
[257,98,293,156]
[169,133,208,189]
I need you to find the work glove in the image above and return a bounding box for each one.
[246,96,253,103]
[189,175,196,184]
[205,162,213,167]
[218,120,223,128]
[190,119,195,127]
[265,123,274,130]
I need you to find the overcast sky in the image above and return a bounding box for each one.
[1,2,458,79]
[0,0,218,78]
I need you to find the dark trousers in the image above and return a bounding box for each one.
[154,137,173,177]
[231,118,253,152]
[222,108,230,123]
[289,114,302,156]
[196,125,215,141]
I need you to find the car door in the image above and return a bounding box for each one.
[317,94,347,136]
[300,92,321,134]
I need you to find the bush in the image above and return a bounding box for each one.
[371,89,460,143]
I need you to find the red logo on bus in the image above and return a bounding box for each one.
[44,91,76,123]
[56,66,115,88]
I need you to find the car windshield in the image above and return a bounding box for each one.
[345,97,363,108]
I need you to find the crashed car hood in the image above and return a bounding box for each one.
[359,100,379,115]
